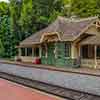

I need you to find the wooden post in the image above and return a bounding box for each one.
[79,45,81,58]
[71,43,74,59]
[39,46,42,58]
[32,48,34,57]
[18,48,21,56]
[94,45,97,69]
[46,44,48,58]
[54,42,57,59]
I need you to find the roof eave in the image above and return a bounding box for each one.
[73,19,97,42]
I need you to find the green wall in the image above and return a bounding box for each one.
[41,42,79,68]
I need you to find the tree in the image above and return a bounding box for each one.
[19,0,35,39]
[0,39,4,57]
[0,2,9,16]
[31,0,64,28]
[60,0,71,17]
[9,0,22,42]
[96,0,100,16]
[0,16,16,58]
[19,0,64,39]
[71,0,99,17]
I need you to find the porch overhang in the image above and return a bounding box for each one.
[18,32,63,48]
[17,42,41,48]
[79,35,100,45]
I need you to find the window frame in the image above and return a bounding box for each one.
[21,48,25,56]
[81,45,94,59]
[34,47,39,57]
[65,43,71,58]
[26,48,32,56]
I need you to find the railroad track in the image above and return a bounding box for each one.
[0,72,99,100]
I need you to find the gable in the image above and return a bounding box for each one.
[85,24,100,35]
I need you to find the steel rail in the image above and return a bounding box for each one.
[0,72,99,100]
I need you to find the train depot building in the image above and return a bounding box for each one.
[17,16,100,69]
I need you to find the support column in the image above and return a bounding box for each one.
[18,48,21,56]
[94,45,97,69]
[71,43,80,59]
[25,48,27,56]
[54,42,57,59]
[39,46,42,58]
[71,44,74,59]
[79,45,81,57]
[46,44,48,58]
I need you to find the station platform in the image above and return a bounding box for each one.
[0,60,100,77]
[0,60,100,96]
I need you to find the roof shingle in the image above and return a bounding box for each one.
[20,16,97,46]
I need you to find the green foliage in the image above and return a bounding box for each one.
[0,2,9,16]
[71,0,100,17]
[96,0,100,16]
[0,16,16,58]
[9,0,22,41]
[19,0,35,38]
[19,0,64,38]
[0,39,4,57]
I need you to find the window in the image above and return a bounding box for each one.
[65,43,71,57]
[27,48,32,56]
[81,45,94,59]
[89,45,94,58]
[21,48,25,56]
[97,46,100,59]
[81,45,88,58]
[34,47,39,57]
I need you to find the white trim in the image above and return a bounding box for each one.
[25,48,27,56]
[46,44,48,58]
[39,46,42,58]
[18,48,21,56]
[40,32,61,43]
[73,19,97,41]
[94,45,97,68]
[32,48,34,57]
[71,43,74,58]
[54,43,57,59]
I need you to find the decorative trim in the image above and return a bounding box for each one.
[73,19,97,41]
[40,32,61,43]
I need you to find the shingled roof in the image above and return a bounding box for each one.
[20,16,97,46]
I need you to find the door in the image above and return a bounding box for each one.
[47,43,55,65]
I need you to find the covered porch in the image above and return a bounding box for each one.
[80,35,100,68]
[17,44,41,63]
